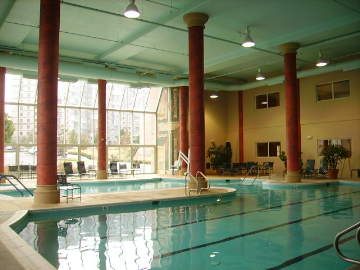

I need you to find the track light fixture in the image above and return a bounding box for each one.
[124,0,140,18]
[256,68,265,80]
[316,51,329,67]
[241,25,255,48]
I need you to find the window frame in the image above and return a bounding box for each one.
[315,79,350,102]
[256,141,281,157]
[255,92,280,109]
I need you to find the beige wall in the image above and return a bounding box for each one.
[203,69,360,177]
[204,91,239,165]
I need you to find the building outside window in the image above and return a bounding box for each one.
[256,92,280,109]
[316,80,350,101]
[256,142,280,157]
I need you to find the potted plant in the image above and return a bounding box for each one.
[207,142,226,174]
[279,151,287,176]
[321,145,351,179]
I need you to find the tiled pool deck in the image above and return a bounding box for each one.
[0,174,359,270]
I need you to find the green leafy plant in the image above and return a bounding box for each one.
[279,151,287,168]
[321,145,351,170]
[207,142,226,169]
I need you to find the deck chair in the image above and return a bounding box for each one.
[318,158,328,177]
[246,162,259,176]
[109,161,120,176]
[303,159,316,178]
[259,162,274,176]
[63,162,79,178]
[57,174,81,202]
[77,161,95,178]
[119,163,130,175]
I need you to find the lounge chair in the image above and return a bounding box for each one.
[57,174,81,202]
[303,159,316,178]
[109,161,120,176]
[318,158,328,177]
[63,162,79,178]
[77,161,96,178]
[259,162,274,176]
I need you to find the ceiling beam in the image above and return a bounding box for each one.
[0,0,15,28]
[94,0,211,60]
[203,14,360,73]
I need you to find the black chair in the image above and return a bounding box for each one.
[57,174,81,202]
[77,161,95,178]
[246,162,259,175]
[318,158,328,177]
[30,165,36,179]
[19,165,31,179]
[63,162,79,178]
[8,165,19,177]
[109,161,120,176]
[259,162,274,176]
[303,159,317,178]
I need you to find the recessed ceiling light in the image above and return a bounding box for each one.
[124,0,140,18]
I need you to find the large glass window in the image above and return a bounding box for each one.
[4,73,161,174]
[316,80,350,101]
[256,92,280,109]
[256,142,280,157]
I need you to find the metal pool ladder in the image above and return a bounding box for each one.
[334,221,360,265]
[0,174,33,197]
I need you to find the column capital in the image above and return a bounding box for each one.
[278,42,300,54]
[183,12,209,27]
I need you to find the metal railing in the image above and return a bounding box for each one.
[0,174,33,197]
[334,221,360,265]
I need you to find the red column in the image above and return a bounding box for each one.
[179,86,189,169]
[0,67,5,174]
[34,0,60,204]
[238,91,244,162]
[183,13,208,176]
[279,43,301,182]
[97,79,107,179]
[296,79,301,154]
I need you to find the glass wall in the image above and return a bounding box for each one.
[4,73,162,174]
[156,88,179,174]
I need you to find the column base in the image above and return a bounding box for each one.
[96,170,107,180]
[33,185,60,204]
[286,171,301,183]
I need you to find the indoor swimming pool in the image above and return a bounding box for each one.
[0,178,185,197]
[13,181,360,269]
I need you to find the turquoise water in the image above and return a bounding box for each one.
[0,178,184,197]
[15,181,360,269]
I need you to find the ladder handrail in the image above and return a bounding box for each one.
[334,221,360,265]
[1,174,33,196]
[177,151,190,174]
[0,175,24,196]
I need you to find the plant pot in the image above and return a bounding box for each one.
[328,169,339,179]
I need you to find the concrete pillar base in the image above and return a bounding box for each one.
[96,170,107,180]
[33,185,60,204]
[286,171,301,183]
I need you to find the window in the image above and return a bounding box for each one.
[257,142,280,157]
[318,138,351,156]
[316,80,349,101]
[256,92,280,109]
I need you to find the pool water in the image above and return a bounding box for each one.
[16,182,360,270]
[0,178,184,197]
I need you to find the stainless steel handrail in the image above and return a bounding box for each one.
[0,174,33,196]
[334,221,360,265]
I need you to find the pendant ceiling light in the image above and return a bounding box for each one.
[316,51,329,67]
[242,25,255,48]
[255,68,265,80]
[124,0,140,18]
[210,93,219,99]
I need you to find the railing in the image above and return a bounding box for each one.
[0,174,33,197]
[334,221,360,265]
[195,171,210,191]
